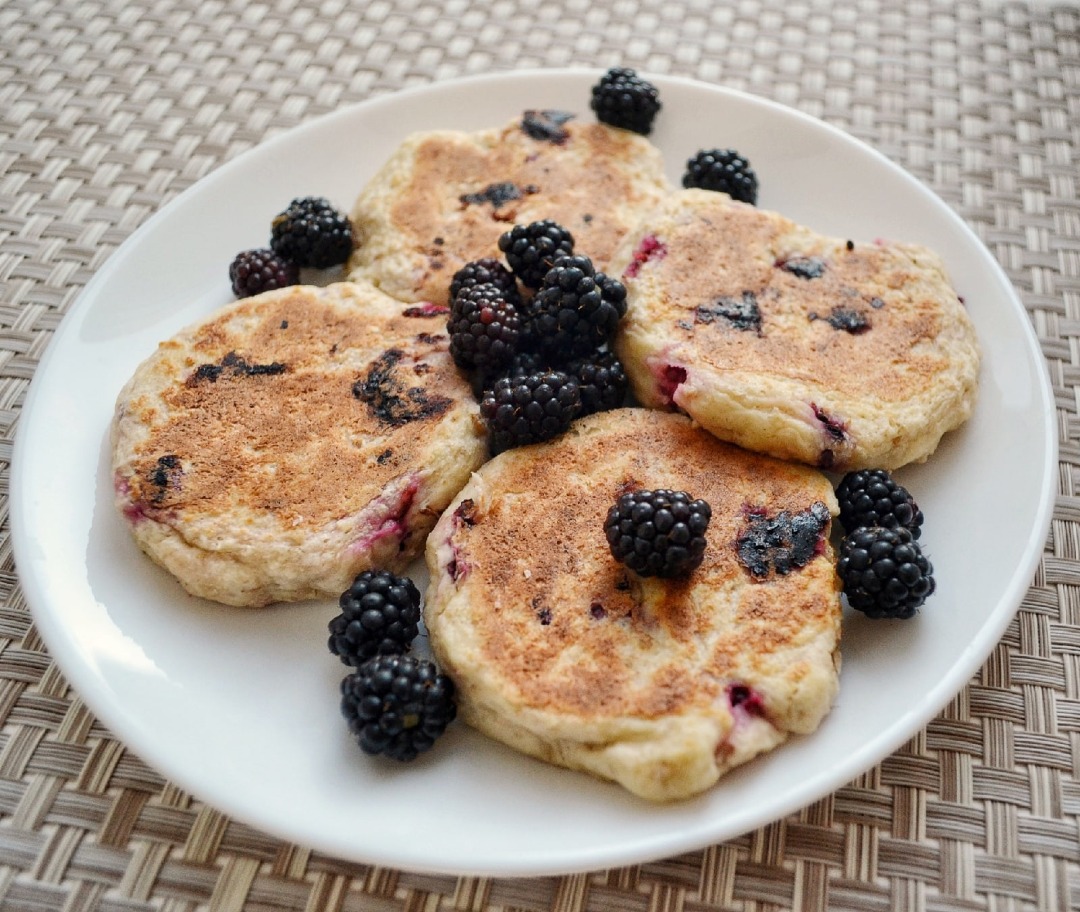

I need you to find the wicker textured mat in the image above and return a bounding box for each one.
[2,0,1079,908]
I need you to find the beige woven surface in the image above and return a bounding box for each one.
[2,0,1079,908]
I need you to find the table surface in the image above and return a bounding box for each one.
[2,0,1079,910]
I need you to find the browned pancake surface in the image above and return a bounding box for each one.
[122,288,467,528]
[347,114,670,304]
[435,408,839,723]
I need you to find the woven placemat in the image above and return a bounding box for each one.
[2,0,1079,909]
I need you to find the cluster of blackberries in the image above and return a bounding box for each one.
[447,219,630,454]
[329,570,456,762]
[588,68,759,208]
[604,488,712,579]
[229,196,354,298]
[834,469,935,619]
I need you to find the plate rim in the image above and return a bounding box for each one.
[9,67,1059,876]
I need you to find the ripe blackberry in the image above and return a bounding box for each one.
[270,196,354,268]
[566,349,629,416]
[340,654,456,761]
[837,526,935,619]
[683,149,759,205]
[836,469,924,539]
[328,570,421,667]
[449,257,520,304]
[604,488,712,578]
[527,255,627,359]
[479,370,581,454]
[228,248,299,298]
[498,220,575,289]
[590,67,662,135]
[447,283,522,370]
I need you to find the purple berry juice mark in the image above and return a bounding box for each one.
[736,501,831,578]
[533,598,553,625]
[353,348,452,426]
[622,234,668,279]
[403,302,451,317]
[823,306,870,334]
[459,181,537,209]
[776,255,826,279]
[811,404,847,442]
[454,498,477,527]
[590,601,607,620]
[148,454,181,504]
[189,351,287,385]
[521,109,575,144]
[695,291,761,333]
[351,478,419,555]
[727,683,766,718]
[656,364,687,405]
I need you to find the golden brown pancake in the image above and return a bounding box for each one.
[424,408,842,802]
[610,189,981,470]
[346,111,671,305]
[111,282,487,607]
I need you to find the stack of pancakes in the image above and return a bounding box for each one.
[111,108,980,800]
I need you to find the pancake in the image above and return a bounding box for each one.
[424,407,842,802]
[111,281,487,607]
[610,189,981,471]
[345,111,671,305]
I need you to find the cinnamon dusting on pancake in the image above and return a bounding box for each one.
[122,286,474,529]
[435,409,840,721]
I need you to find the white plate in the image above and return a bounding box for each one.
[11,70,1057,877]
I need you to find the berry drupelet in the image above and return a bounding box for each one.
[328,569,422,667]
[590,67,662,135]
[449,257,520,304]
[526,255,627,360]
[604,488,712,578]
[835,468,924,539]
[340,654,457,761]
[683,149,759,205]
[447,283,522,371]
[836,526,935,619]
[498,220,575,289]
[480,370,581,454]
[270,196,354,268]
[228,248,299,298]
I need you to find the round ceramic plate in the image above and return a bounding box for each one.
[10,70,1057,877]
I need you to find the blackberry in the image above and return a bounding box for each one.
[449,257,519,304]
[566,349,629,416]
[590,67,662,135]
[228,248,299,298]
[605,488,712,578]
[340,654,456,761]
[479,370,581,454]
[270,196,354,268]
[837,526,935,619]
[836,469,924,539]
[683,149,759,205]
[328,570,422,667]
[498,220,575,289]
[447,283,522,370]
[526,255,627,359]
